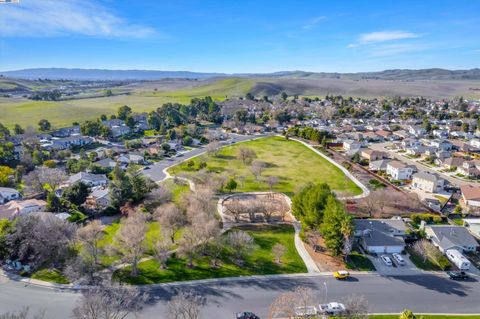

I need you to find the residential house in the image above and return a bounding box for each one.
[0,199,47,220]
[463,219,480,239]
[343,140,363,151]
[360,149,387,162]
[440,157,465,170]
[67,172,108,187]
[369,159,390,172]
[412,172,445,193]
[460,185,480,208]
[457,160,480,178]
[0,187,20,204]
[93,158,117,170]
[386,161,414,180]
[408,125,427,138]
[429,139,453,151]
[375,130,393,140]
[353,218,408,254]
[85,186,111,210]
[117,153,145,165]
[425,225,479,253]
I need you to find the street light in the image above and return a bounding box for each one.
[323,281,328,304]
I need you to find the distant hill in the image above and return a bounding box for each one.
[1,67,480,81]
[0,68,226,80]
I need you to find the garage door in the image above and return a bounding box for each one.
[368,246,404,254]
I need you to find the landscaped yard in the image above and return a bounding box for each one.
[169,136,362,196]
[113,224,306,284]
[30,269,69,284]
[407,247,451,271]
[346,251,376,271]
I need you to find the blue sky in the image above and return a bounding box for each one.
[0,0,479,73]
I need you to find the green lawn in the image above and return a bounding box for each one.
[169,136,361,196]
[30,269,69,284]
[114,224,306,284]
[407,247,451,271]
[346,251,376,271]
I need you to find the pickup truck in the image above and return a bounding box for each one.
[447,271,469,280]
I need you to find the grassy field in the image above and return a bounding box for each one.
[169,136,362,196]
[114,224,306,284]
[30,269,69,284]
[0,78,254,129]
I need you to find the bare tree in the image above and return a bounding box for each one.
[144,184,173,211]
[268,286,316,319]
[113,211,147,277]
[8,213,76,270]
[413,239,444,268]
[272,243,287,264]
[226,230,256,265]
[152,234,171,270]
[250,160,266,180]
[265,176,279,193]
[224,198,244,222]
[74,220,104,282]
[206,141,221,156]
[0,308,45,319]
[156,204,186,244]
[23,166,67,195]
[237,146,257,165]
[178,226,201,268]
[342,294,369,319]
[167,291,205,319]
[72,282,148,319]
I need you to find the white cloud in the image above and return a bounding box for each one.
[346,44,358,49]
[302,16,326,30]
[358,31,420,44]
[0,0,156,38]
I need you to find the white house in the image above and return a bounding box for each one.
[412,172,445,193]
[425,225,479,253]
[460,185,480,208]
[463,219,480,239]
[0,187,20,204]
[386,161,414,180]
[343,140,363,151]
[67,172,108,187]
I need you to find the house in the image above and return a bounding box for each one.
[375,130,393,140]
[429,139,453,151]
[408,125,427,138]
[67,172,108,187]
[457,160,480,178]
[386,161,414,180]
[85,186,111,210]
[117,153,145,165]
[369,159,391,172]
[411,172,445,193]
[93,158,117,170]
[0,199,47,220]
[0,187,20,204]
[353,218,408,254]
[360,149,387,162]
[463,219,480,239]
[423,198,442,212]
[460,185,480,207]
[343,140,362,151]
[425,225,479,253]
[441,157,465,170]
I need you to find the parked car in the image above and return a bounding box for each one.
[318,302,346,315]
[381,255,393,266]
[236,312,260,319]
[294,306,318,318]
[392,253,405,266]
[447,271,470,280]
[333,270,350,280]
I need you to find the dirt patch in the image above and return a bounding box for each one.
[223,193,292,223]
[304,237,346,272]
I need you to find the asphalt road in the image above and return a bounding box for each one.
[2,273,480,318]
[141,134,268,182]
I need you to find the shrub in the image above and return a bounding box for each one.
[410,213,442,225]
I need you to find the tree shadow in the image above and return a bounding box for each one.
[387,274,473,296]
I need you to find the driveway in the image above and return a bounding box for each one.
[368,253,421,276]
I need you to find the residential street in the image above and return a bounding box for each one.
[141,133,270,182]
[1,273,480,318]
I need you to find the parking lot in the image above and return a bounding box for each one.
[368,253,421,276]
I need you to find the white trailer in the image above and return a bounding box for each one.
[446,249,471,271]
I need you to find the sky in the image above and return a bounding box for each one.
[0,0,479,73]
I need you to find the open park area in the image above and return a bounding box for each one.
[169,136,362,196]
